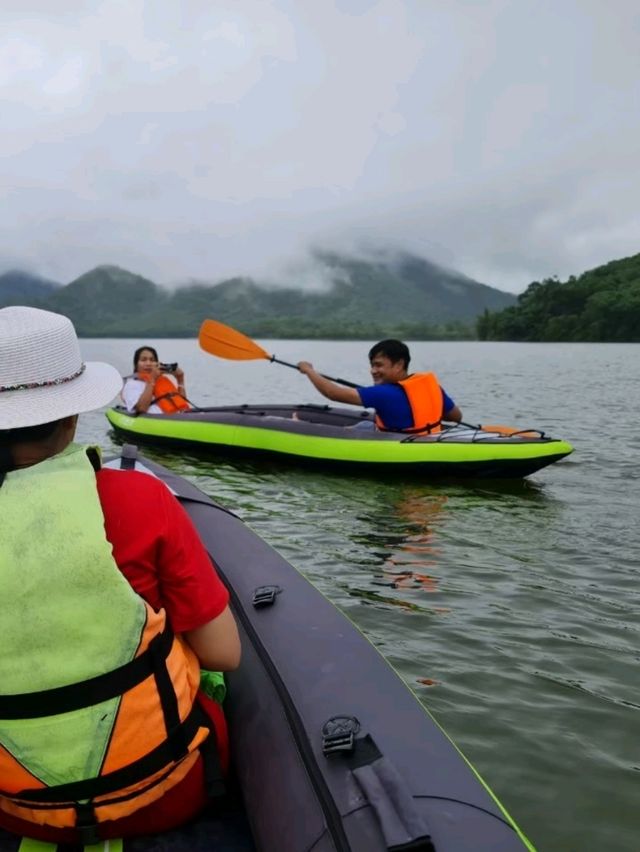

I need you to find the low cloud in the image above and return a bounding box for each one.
[1,0,638,293]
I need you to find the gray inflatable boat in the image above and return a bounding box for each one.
[0,448,535,852]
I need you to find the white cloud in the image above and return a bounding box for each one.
[0,36,45,87]
[0,0,638,291]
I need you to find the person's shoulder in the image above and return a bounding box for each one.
[356,383,377,404]
[370,383,404,397]
[358,383,401,398]
[96,468,171,498]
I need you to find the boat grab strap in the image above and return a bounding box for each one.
[347,735,435,852]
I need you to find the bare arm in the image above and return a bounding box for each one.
[443,404,463,423]
[297,362,362,406]
[173,365,186,399]
[184,605,241,671]
[134,380,157,414]
[128,364,163,414]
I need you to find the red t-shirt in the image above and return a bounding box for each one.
[95,468,229,631]
[94,468,232,798]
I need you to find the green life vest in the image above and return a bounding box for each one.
[0,443,147,788]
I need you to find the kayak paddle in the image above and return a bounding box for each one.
[198,319,360,389]
[198,321,533,432]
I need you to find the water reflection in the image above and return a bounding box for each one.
[343,476,554,621]
[344,488,446,614]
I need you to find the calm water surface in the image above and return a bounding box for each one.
[79,339,639,852]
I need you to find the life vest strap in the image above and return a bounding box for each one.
[10,706,203,805]
[0,628,174,720]
[397,419,441,435]
[148,629,187,761]
[194,699,226,799]
[75,801,100,846]
[376,419,441,435]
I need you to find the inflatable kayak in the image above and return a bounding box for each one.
[106,404,572,478]
[0,446,535,851]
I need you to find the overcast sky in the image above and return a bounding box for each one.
[1,0,638,293]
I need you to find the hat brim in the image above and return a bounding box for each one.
[0,362,123,430]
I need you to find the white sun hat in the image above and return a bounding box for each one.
[0,306,123,430]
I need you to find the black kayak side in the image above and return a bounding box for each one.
[0,449,535,852]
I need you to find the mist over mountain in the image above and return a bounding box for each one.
[0,250,515,338]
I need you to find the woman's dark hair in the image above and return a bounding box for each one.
[0,419,61,447]
[0,419,64,481]
[368,339,411,370]
[133,346,159,371]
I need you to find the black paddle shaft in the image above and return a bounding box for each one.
[270,356,360,389]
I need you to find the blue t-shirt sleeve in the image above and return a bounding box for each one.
[441,387,455,415]
[440,387,455,414]
[357,385,377,409]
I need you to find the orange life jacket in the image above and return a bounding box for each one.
[138,372,190,413]
[0,613,215,842]
[374,372,443,434]
[0,447,221,844]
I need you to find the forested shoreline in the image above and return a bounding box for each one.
[477,253,640,342]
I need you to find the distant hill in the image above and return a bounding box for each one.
[161,251,515,339]
[45,266,170,336]
[477,252,640,342]
[2,251,516,338]
[0,270,61,307]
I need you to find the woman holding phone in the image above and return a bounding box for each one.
[122,346,190,414]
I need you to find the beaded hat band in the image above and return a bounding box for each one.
[0,364,86,394]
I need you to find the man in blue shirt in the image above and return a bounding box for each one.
[298,339,462,432]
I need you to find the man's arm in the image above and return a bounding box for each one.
[297,362,362,406]
[444,404,463,423]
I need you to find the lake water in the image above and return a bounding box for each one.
[78,338,639,852]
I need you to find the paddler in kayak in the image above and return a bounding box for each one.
[122,345,191,414]
[0,307,241,845]
[298,338,462,433]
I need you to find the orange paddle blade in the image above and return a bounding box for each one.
[198,319,272,362]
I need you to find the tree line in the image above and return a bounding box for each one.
[477,253,640,342]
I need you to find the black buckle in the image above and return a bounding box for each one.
[75,802,100,845]
[252,585,281,608]
[322,715,360,756]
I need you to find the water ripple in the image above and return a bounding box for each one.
[78,338,640,852]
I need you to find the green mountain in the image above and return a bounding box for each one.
[477,253,640,342]
[0,270,61,306]
[3,251,515,338]
[45,266,171,336]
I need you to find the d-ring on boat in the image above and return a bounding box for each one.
[106,403,573,478]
